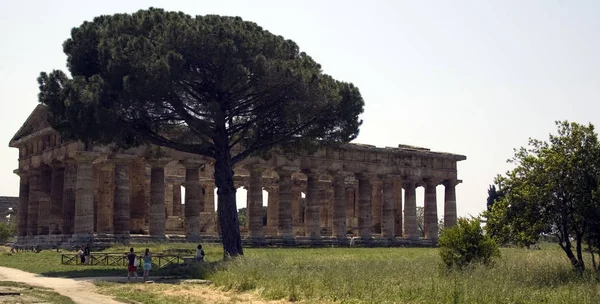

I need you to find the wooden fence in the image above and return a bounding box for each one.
[61,252,195,268]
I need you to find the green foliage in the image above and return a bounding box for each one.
[0,222,16,243]
[438,217,500,269]
[38,8,364,158]
[486,184,504,211]
[486,121,600,271]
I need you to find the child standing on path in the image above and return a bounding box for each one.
[126,248,138,280]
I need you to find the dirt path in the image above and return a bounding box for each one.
[0,266,124,304]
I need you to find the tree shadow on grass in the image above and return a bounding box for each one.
[41,268,125,278]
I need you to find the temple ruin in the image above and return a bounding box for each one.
[10,105,466,247]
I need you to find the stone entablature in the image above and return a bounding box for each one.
[9,105,466,246]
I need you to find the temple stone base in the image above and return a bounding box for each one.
[166,216,184,234]
[13,234,436,249]
[199,212,216,233]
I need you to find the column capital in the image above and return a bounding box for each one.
[423,178,442,187]
[326,170,351,178]
[48,161,66,170]
[13,169,28,177]
[180,159,206,169]
[109,154,138,164]
[147,158,172,168]
[443,179,461,187]
[355,172,377,181]
[301,168,321,175]
[243,164,269,174]
[73,151,104,162]
[275,166,298,176]
[379,174,402,181]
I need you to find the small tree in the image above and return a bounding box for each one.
[438,217,500,269]
[0,222,16,243]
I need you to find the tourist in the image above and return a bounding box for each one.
[78,246,85,264]
[83,243,91,264]
[142,248,152,281]
[126,248,138,280]
[196,244,205,261]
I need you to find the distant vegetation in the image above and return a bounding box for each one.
[0,222,16,243]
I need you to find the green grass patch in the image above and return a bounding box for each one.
[197,245,600,303]
[0,243,223,277]
[0,280,75,304]
[3,243,600,303]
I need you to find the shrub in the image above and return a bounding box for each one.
[0,222,16,243]
[438,217,500,269]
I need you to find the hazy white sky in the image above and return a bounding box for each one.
[1,0,600,218]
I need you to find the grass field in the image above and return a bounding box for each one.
[1,243,599,303]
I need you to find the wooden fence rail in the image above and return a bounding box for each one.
[61,252,195,268]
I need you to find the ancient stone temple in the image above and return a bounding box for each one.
[10,105,466,246]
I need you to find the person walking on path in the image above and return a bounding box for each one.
[142,248,152,282]
[126,248,138,280]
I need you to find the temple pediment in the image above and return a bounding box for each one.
[9,104,52,147]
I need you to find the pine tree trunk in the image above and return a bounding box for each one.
[214,154,243,257]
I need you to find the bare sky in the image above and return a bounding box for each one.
[1,0,600,218]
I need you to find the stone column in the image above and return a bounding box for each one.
[444,180,458,228]
[62,161,76,235]
[393,179,403,236]
[72,152,101,241]
[304,170,321,239]
[381,176,395,239]
[331,172,347,240]
[165,182,174,217]
[357,173,374,239]
[371,179,382,234]
[128,159,148,234]
[95,162,114,234]
[277,167,295,240]
[201,182,214,233]
[403,181,418,239]
[247,166,265,240]
[319,184,329,230]
[183,160,202,241]
[291,182,302,226]
[267,185,279,229]
[113,156,134,241]
[202,183,215,213]
[16,170,29,238]
[37,167,52,235]
[424,180,438,240]
[172,184,182,216]
[345,187,355,233]
[27,169,40,237]
[49,164,65,234]
[149,159,170,237]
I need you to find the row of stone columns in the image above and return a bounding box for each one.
[15,153,458,243]
[244,168,458,241]
[15,153,211,243]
